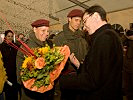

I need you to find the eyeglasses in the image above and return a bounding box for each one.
[83,13,93,24]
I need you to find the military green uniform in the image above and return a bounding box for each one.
[53,23,88,72]
[16,30,54,100]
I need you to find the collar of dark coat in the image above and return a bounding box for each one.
[128,40,133,46]
[126,40,133,58]
[90,24,112,42]
[62,23,84,40]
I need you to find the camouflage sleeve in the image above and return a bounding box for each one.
[16,50,25,84]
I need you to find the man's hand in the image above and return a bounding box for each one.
[69,53,80,69]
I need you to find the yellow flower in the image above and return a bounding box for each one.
[22,57,32,69]
[38,47,48,54]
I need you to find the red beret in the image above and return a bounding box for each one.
[67,9,83,17]
[31,19,49,27]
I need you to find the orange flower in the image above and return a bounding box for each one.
[35,57,46,69]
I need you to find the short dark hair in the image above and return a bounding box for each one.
[84,5,107,21]
[126,30,133,36]
[18,33,24,37]
[4,30,13,36]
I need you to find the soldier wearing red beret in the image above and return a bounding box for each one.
[31,19,50,42]
[53,9,88,100]
[67,9,83,17]
[31,19,49,27]
[16,19,54,100]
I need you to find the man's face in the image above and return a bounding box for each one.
[69,17,81,31]
[34,26,49,41]
[82,13,94,35]
[19,34,24,41]
[19,34,24,39]
[6,32,13,41]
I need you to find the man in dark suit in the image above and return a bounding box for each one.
[59,5,123,100]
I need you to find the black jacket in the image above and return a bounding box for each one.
[123,40,133,73]
[0,41,17,83]
[60,24,123,100]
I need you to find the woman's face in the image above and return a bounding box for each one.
[6,32,13,41]
[34,26,49,41]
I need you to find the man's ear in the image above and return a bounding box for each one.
[93,12,100,21]
[68,17,72,22]
[33,27,37,33]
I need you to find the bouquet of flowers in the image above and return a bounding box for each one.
[20,44,70,93]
